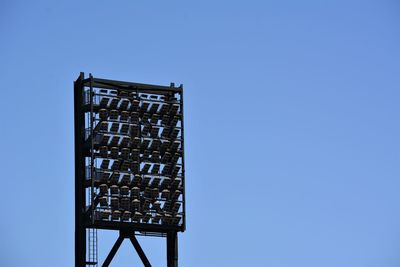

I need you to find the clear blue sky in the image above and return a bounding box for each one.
[1,0,400,266]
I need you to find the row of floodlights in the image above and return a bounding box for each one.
[99,197,181,212]
[96,121,180,140]
[95,173,182,189]
[96,209,182,225]
[98,110,180,131]
[98,160,181,176]
[95,96,180,115]
[97,146,181,164]
[95,138,181,155]
[98,184,182,199]
[98,194,181,212]
[95,134,181,150]
[97,89,179,102]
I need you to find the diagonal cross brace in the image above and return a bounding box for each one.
[130,236,152,267]
[102,236,124,267]
[101,233,152,267]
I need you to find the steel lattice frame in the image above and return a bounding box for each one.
[74,72,185,267]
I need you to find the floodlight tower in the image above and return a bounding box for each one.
[74,73,185,267]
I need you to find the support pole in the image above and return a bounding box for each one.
[167,231,178,267]
[75,72,86,267]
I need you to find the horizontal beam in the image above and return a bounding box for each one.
[86,220,183,233]
[82,77,182,94]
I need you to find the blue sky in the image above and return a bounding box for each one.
[1,0,400,266]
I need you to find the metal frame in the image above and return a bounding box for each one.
[74,72,185,267]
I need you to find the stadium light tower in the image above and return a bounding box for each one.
[74,73,186,267]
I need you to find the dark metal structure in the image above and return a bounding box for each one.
[74,73,185,267]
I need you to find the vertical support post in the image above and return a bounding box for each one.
[89,74,95,225]
[178,86,186,232]
[75,72,86,267]
[167,231,178,267]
